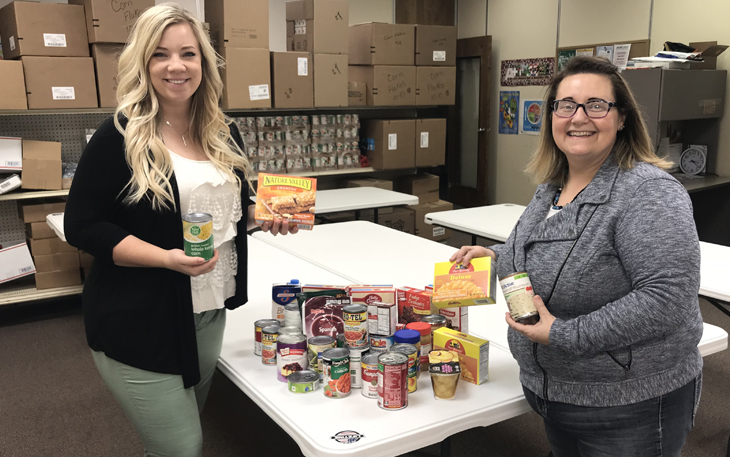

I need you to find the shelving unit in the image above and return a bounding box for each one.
[0,189,70,202]
[0,281,84,307]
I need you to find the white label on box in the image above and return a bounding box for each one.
[433,51,446,62]
[420,132,429,148]
[52,87,76,100]
[9,36,15,51]
[44,33,67,48]
[294,19,307,34]
[298,57,308,76]
[4,161,21,167]
[0,243,36,284]
[248,84,270,101]
[388,134,397,150]
[433,226,445,236]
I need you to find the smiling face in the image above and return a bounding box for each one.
[552,73,625,166]
[148,22,202,113]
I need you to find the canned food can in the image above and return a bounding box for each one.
[287,370,320,393]
[284,303,302,330]
[254,319,280,356]
[261,325,280,365]
[279,326,302,336]
[391,343,419,393]
[182,213,214,260]
[377,352,409,410]
[272,281,301,323]
[322,348,351,398]
[369,335,395,353]
[342,304,368,348]
[276,333,308,382]
[346,344,369,389]
[499,272,540,325]
[336,333,347,348]
[361,353,380,399]
[308,336,336,380]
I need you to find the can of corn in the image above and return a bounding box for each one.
[182,213,214,261]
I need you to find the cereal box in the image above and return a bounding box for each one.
[432,327,489,385]
[255,173,317,230]
[432,258,497,309]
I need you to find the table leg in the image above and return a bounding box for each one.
[471,234,477,245]
[439,436,451,457]
[374,208,379,224]
[355,210,361,221]
[706,297,730,319]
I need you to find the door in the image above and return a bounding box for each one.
[447,36,491,207]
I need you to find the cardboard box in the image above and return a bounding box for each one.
[220,48,271,109]
[0,243,35,285]
[78,250,94,269]
[367,301,397,336]
[92,44,123,108]
[345,178,393,190]
[205,0,269,49]
[433,257,497,308]
[433,327,489,385]
[33,251,80,273]
[21,57,98,109]
[286,0,349,55]
[0,174,22,195]
[349,23,415,65]
[0,137,23,172]
[377,207,415,234]
[21,140,62,190]
[255,173,317,230]
[0,2,89,59]
[348,65,416,106]
[439,306,468,333]
[271,52,313,109]
[394,173,439,204]
[26,222,57,240]
[18,201,66,223]
[687,41,728,70]
[407,199,453,241]
[348,81,366,106]
[361,119,415,169]
[314,53,348,107]
[415,25,457,66]
[0,60,28,110]
[416,66,455,106]
[398,287,433,324]
[28,237,78,256]
[35,268,82,290]
[68,0,153,44]
[415,119,447,166]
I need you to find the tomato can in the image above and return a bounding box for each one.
[307,336,336,381]
[361,353,380,399]
[276,333,308,382]
[322,348,351,398]
[182,213,214,260]
[254,319,280,356]
[499,272,540,325]
[377,351,409,410]
[391,343,419,393]
[261,325,280,365]
[342,304,368,348]
[287,370,320,394]
[346,344,369,389]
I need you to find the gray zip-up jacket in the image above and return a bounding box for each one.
[492,154,703,407]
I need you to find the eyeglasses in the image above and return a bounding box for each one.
[552,99,616,119]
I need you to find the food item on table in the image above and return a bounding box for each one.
[276,333,308,382]
[361,353,380,399]
[391,343,419,393]
[322,347,351,398]
[261,325,281,366]
[429,350,461,400]
[377,351,409,411]
[254,319,281,356]
[272,280,301,324]
[298,289,350,339]
[432,327,490,385]
[342,304,368,348]
[307,336,336,380]
[287,370,320,394]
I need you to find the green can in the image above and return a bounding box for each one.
[322,347,350,398]
[182,213,214,260]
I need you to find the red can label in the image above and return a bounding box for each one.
[377,356,408,410]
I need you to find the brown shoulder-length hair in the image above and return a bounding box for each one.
[526,56,671,185]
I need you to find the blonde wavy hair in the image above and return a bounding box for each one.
[114,2,252,210]
[526,56,671,185]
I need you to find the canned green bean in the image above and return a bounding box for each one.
[182,213,214,261]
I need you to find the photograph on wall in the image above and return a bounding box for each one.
[501,57,555,86]
[596,45,614,62]
[521,100,543,135]
[499,91,520,135]
[558,49,576,71]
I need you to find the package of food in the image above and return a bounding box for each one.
[438,306,469,333]
[432,258,497,309]
[432,327,489,385]
[348,287,396,307]
[397,287,432,324]
[255,173,317,230]
[298,289,351,339]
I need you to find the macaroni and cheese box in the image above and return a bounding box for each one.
[255,173,317,230]
[432,258,497,309]
[432,327,489,385]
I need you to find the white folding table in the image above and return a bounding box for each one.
[699,241,730,318]
[424,203,526,244]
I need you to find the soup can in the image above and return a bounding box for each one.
[342,304,368,348]
[377,351,409,411]
[307,336,336,380]
[346,344,369,389]
[287,370,320,394]
[322,348,351,398]
[261,325,280,365]
[361,353,380,399]
[391,343,419,393]
[254,319,280,356]
[182,213,214,260]
[276,333,308,382]
[279,326,302,336]
[336,333,347,348]
[284,303,302,330]
[499,272,540,325]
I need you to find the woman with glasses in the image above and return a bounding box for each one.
[451,56,702,456]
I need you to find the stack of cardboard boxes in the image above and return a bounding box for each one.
[0,137,64,191]
[395,173,453,242]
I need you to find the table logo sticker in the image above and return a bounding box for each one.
[331,430,364,444]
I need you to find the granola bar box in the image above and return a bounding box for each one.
[432,258,497,309]
[255,173,317,230]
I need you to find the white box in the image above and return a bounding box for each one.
[367,301,397,336]
[0,137,23,172]
[0,174,22,195]
[0,243,36,284]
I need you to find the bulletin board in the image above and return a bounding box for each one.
[556,39,651,70]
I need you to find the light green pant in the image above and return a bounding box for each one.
[91,308,226,457]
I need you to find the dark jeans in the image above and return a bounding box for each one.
[524,376,701,457]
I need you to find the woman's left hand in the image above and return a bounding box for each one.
[505,294,556,345]
[260,218,299,236]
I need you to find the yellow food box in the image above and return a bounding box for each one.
[432,327,489,385]
[255,173,317,230]
[432,257,497,309]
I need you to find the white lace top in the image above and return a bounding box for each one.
[169,149,242,314]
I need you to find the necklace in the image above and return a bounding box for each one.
[164,120,190,147]
[552,186,586,210]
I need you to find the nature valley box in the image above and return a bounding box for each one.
[432,327,489,385]
[255,173,317,230]
[432,257,497,309]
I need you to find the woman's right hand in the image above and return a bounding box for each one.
[449,246,495,266]
[163,248,219,277]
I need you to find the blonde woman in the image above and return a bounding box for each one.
[64,4,295,455]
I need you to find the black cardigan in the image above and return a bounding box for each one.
[64,116,252,388]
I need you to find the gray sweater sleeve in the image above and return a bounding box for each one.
[549,178,701,355]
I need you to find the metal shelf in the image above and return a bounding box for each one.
[0,282,83,307]
[251,167,376,181]
[0,106,440,117]
[0,108,115,116]
[0,189,69,202]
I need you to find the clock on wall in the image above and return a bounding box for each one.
[679,147,707,175]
